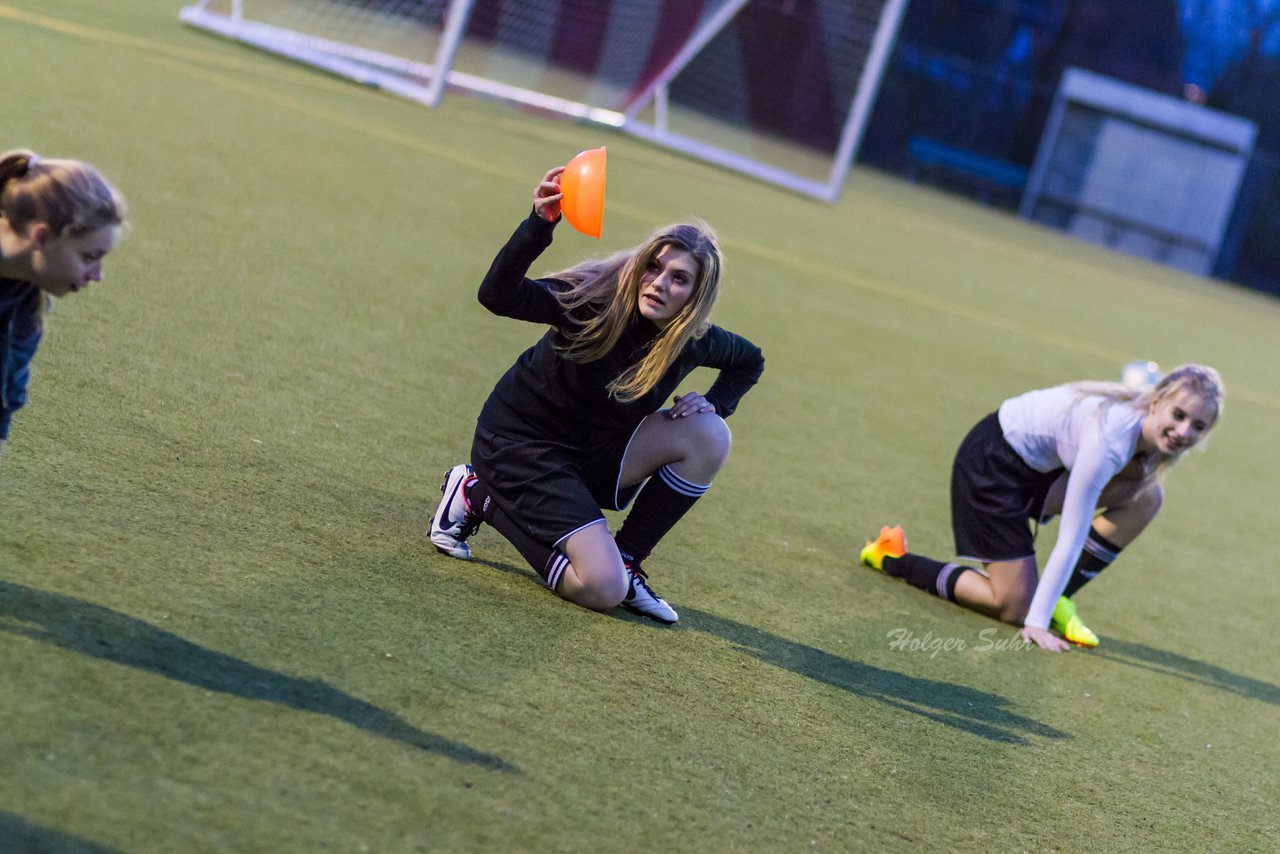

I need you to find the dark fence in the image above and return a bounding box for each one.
[862,41,1279,294]
[328,1,1277,293]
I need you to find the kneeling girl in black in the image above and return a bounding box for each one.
[431,164,764,623]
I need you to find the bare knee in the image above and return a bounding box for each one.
[559,523,629,610]
[975,559,1038,625]
[1096,480,1164,547]
[998,600,1030,625]
[571,583,627,611]
[1102,478,1164,518]
[992,586,1033,625]
[561,566,628,611]
[684,414,732,472]
[1133,481,1164,519]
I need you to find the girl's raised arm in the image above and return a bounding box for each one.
[533,166,566,223]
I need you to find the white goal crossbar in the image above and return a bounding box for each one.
[180,0,907,202]
[179,0,471,106]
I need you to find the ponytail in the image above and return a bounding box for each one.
[0,149,126,238]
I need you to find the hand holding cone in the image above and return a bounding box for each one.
[560,146,606,238]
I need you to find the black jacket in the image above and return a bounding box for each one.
[475,211,764,447]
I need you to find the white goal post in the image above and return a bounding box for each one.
[179,0,472,107]
[180,0,908,202]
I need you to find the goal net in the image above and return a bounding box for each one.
[180,0,907,201]
[179,0,468,106]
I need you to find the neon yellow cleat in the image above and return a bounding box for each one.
[860,525,907,572]
[1051,596,1099,647]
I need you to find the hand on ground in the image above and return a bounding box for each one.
[1021,625,1070,652]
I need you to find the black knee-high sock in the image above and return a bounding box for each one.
[614,465,709,566]
[467,478,573,590]
[478,498,568,589]
[465,477,490,520]
[881,554,972,602]
[1063,528,1123,597]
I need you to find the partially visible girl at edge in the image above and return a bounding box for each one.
[0,149,127,466]
[430,164,764,623]
[860,365,1223,651]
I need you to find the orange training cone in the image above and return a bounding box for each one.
[560,147,606,238]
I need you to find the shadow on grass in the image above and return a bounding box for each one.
[0,581,515,771]
[1094,637,1279,706]
[459,558,1067,745]
[682,608,1068,745]
[0,810,121,853]
[470,557,542,584]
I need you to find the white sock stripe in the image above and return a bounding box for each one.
[545,551,570,591]
[1082,537,1119,563]
[936,562,963,600]
[657,465,710,497]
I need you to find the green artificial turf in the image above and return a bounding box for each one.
[1,2,1277,851]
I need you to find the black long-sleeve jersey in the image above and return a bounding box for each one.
[475,211,764,448]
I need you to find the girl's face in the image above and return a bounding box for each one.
[1141,389,1217,457]
[638,245,698,328]
[31,223,122,297]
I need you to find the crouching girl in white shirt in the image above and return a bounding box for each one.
[860,365,1223,652]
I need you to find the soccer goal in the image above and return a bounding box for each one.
[178,0,471,106]
[180,0,908,202]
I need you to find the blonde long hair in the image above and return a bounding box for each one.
[1070,363,1225,480]
[548,221,722,402]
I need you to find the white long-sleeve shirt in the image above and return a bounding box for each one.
[998,386,1144,629]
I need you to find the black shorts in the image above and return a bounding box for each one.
[471,422,646,548]
[950,412,1064,563]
